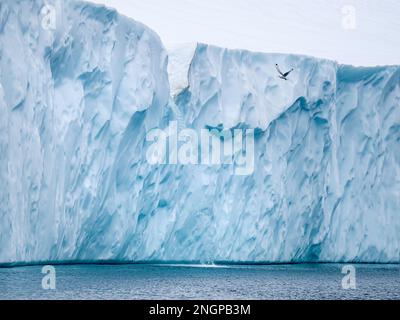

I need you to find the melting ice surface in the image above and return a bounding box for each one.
[0,0,399,264]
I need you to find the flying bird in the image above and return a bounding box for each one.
[275,64,294,80]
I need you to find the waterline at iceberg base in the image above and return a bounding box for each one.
[0,0,399,266]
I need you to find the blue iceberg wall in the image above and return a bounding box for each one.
[0,1,399,264]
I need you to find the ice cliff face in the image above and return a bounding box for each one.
[0,1,399,264]
[168,44,400,263]
[0,0,169,263]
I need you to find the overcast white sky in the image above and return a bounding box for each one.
[91,0,400,66]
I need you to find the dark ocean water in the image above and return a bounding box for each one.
[0,264,399,300]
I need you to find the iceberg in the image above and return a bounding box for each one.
[0,0,399,264]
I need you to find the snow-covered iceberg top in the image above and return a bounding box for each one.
[167,43,198,98]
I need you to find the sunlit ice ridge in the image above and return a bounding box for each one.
[0,0,399,266]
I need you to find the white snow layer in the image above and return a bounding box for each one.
[0,0,399,264]
[167,43,197,98]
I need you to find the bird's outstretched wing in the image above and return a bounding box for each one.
[275,64,284,76]
[283,69,294,77]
